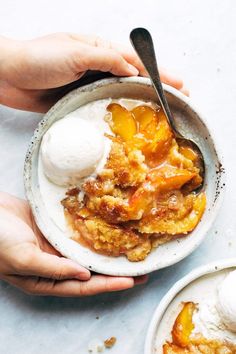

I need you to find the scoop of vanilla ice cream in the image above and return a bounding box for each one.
[217,270,236,332]
[41,115,104,186]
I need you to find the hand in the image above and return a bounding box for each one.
[0,192,147,296]
[0,33,187,112]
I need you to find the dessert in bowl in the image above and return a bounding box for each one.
[24,77,224,276]
[145,259,236,353]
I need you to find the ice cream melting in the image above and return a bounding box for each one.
[41,117,105,186]
[217,270,236,332]
[192,270,236,344]
[40,98,114,188]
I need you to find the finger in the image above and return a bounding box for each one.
[5,274,135,297]
[157,67,184,90]
[134,274,148,285]
[13,246,91,281]
[76,44,139,76]
[180,86,190,96]
[70,34,185,90]
[36,234,62,256]
[70,34,145,75]
[69,33,143,72]
[115,43,185,90]
[106,43,185,91]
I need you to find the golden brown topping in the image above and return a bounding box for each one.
[126,239,151,262]
[73,216,141,257]
[105,140,147,187]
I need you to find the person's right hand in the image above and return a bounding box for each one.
[0,33,187,113]
[0,192,147,296]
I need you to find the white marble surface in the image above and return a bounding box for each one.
[0,0,236,353]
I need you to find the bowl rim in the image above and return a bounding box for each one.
[24,76,226,276]
[144,257,236,353]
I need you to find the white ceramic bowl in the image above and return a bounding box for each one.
[24,77,225,276]
[144,258,236,353]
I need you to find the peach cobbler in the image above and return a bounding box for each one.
[61,102,206,262]
[163,302,236,353]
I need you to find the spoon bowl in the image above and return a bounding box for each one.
[130,27,205,190]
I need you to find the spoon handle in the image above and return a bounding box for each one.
[130,28,177,134]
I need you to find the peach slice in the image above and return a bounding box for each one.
[172,302,196,347]
[147,165,196,191]
[107,103,137,141]
[132,105,158,133]
[138,193,206,235]
[179,146,198,162]
[143,110,173,164]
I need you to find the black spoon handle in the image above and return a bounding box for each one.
[130,27,177,135]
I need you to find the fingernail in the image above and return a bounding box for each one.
[127,64,139,76]
[75,268,91,281]
[140,68,148,77]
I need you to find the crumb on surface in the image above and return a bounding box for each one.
[104,337,117,348]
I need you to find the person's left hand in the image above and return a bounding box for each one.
[0,33,187,112]
[0,192,147,296]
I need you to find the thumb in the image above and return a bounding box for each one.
[14,246,91,281]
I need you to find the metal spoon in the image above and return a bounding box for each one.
[130,27,205,190]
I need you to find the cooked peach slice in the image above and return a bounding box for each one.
[145,123,173,162]
[172,302,196,347]
[138,193,206,234]
[147,165,196,191]
[126,166,198,222]
[122,106,173,166]
[179,146,198,162]
[132,105,158,133]
[168,141,194,169]
[107,103,137,141]
[144,112,173,157]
